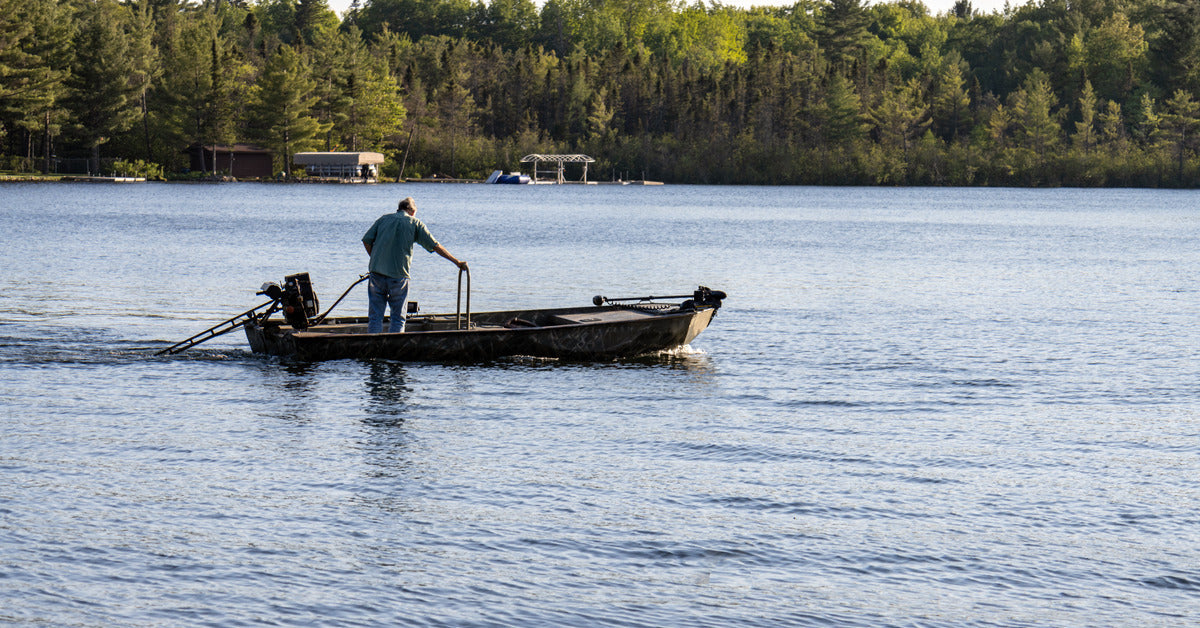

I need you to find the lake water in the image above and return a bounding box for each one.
[2,182,1199,626]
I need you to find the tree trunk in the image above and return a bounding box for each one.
[42,111,52,174]
[398,126,416,182]
[142,91,152,163]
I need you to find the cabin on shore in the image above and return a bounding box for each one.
[184,144,274,179]
[294,152,384,182]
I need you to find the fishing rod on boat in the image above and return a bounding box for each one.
[593,286,727,308]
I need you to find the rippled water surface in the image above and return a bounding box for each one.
[3,183,1200,626]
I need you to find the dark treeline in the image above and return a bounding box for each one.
[2,0,1200,185]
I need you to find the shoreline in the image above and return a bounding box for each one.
[1,173,1195,189]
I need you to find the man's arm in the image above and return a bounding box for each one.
[434,245,468,270]
[364,241,373,255]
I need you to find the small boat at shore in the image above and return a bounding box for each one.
[485,170,533,184]
[159,272,725,362]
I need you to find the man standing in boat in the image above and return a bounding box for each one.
[362,196,468,333]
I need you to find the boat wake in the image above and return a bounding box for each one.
[659,344,706,358]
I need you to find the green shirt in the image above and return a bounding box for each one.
[362,212,441,279]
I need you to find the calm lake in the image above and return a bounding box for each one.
[2,182,1199,626]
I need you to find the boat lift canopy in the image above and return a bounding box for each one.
[520,154,595,184]
[294,152,384,179]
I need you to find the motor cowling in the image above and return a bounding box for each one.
[281,273,319,330]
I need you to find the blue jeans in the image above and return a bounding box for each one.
[367,273,410,333]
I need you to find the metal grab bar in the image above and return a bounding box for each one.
[456,266,471,330]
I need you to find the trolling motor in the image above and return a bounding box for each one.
[688,286,727,309]
[592,286,726,311]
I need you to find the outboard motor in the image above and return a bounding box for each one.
[281,273,319,330]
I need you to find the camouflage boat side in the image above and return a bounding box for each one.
[244,304,718,362]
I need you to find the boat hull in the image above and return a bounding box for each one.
[244,305,717,362]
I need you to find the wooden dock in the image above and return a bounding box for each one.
[60,176,146,183]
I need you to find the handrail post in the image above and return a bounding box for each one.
[456,267,471,330]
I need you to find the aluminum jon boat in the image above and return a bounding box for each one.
[159,271,725,362]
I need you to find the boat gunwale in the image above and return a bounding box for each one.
[277,305,713,340]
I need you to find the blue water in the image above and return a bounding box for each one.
[2,183,1200,626]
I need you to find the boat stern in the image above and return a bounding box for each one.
[244,320,298,356]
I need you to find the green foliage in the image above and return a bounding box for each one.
[65,0,142,172]
[0,0,1199,185]
[1081,12,1148,105]
[819,0,871,71]
[468,0,539,50]
[247,44,331,175]
[1160,89,1200,183]
[0,0,61,124]
[358,0,473,41]
[113,158,166,180]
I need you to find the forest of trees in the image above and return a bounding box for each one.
[2,0,1200,185]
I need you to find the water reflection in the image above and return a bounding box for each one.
[282,360,318,378]
[363,360,411,426]
[358,361,418,513]
[248,357,319,423]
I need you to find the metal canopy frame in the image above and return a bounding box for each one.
[519,154,595,184]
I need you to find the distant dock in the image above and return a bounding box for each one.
[405,177,484,184]
[598,180,663,186]
[60,176,146,183]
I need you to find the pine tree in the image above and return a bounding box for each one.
[437,54,476,176]
[207,36,246,172]
[309,28,353,150]
[1098,99,1124,148]
[154,12,218,172]
[1152,0,1200,94]
[344,38,406,151]
[65,0,140,173]
[1160,89,1200,184]
[931,54,971,141]
[2,0,73,172]
[247,45,330,177]
[0,0,59,131]
[1010,69,1060,159]
[821,72,867,145]
[1073,80,1097,153]
[295,0,333,45]
[1132,92,1159,146]
[870,79,930,160]
[126,0,161,163]
[1083,12,1148,105]
[817,0,869,73]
